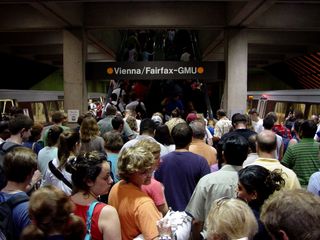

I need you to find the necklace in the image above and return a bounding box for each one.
[83,191,98,200]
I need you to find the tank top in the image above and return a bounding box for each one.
[73,202,105,240]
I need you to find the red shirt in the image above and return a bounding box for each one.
[73,202,105,240]
[273,124,292,139]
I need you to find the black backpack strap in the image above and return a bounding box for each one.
[48,160,73,190]
[6,194,29,209]
[115,87,123,111]
[117,87,123,105]
[0,142,20,167]
[0,142,19,153]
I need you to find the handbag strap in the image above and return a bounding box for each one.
[85,201,99,240]
[48,160,73,189]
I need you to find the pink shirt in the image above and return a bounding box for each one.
[141,178,166,206]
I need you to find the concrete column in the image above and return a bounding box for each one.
[63,29,87,122]
[223,28,248,117]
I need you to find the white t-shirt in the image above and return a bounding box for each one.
[41,158,72,196]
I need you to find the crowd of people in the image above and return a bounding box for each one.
[0,100,320,240]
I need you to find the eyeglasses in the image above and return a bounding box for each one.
[138,168,154,176]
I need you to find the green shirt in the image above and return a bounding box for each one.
[282,138,320,186]
[42,124,70,146]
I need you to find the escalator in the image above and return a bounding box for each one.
[113,29,213,118]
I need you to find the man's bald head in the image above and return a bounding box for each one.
[257,130,277,153]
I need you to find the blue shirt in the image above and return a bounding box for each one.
[154,151,210,211]
[22,141,44,154]
[307,171,320,196]
[107,152,120,183]
[0,191,30,238]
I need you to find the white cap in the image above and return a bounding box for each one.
[152,115,163,125]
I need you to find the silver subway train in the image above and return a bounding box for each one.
[0,89,104,124]
[247,89,320,123]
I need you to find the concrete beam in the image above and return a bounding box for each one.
[29,2,83,27]
[87,53,114,61]
[250,3,320,30]
[10,43,102,60]
[204,50,287,62]
[87,30,120,56]
[227,0,276,26]
[202,32,224,60]
[0,32,62,46]
[249,53,285,61]
[84,2,226,29]
[11,44,63,55]
[248,30,320,45]
[87,33,116,59]
[0,4,60,31]
[204,30,318,61]
[248,44,308,55]
[0,0,246,2]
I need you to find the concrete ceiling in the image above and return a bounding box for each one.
[0,0,320,70]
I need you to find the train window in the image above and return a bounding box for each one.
[291,104,305,116]
[57,100,64,111]
[252,100,258,110]
[31,102,46,124]
[257,99,267,117]
[0,99,15,118]
[274,102,288,124]
[308,104,320,119]
[47,101,58,113]
[273,103,305,124]
[265,101,277,118]
[247,99,258,111]
[45,100,64,122]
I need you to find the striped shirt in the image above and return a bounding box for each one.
[282,138,320,186]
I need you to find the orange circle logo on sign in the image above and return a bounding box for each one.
[107,67,113,75]
[197,67,204,74]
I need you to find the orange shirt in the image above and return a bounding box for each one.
[108,181,162,240]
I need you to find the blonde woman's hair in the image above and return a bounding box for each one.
[135,139,160,155]
[21,185,85,240]
[117,146,155,181]
[206,198,258,240]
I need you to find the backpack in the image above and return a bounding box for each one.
[0,142,20,167]
[273,126,291,152]
[0,194,29,240]
[135,101,146,119]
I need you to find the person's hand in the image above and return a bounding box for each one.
[27,170,42,193]
[31,170,42,184]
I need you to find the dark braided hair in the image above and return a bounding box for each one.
[238,165,285,209]
[65,151,106,194]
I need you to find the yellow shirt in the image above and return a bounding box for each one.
[249,158,301,190]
